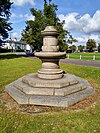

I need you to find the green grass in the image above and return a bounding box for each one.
[67,53,100,61]
[0,55,41,89]
[61,63,100,89]
[0,54,100,133]
[0,54,21,60]
[0,107,100,133]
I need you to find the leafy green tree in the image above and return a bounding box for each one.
[98,43,100,52]
[86,39,96,52]
[69,45,76,52]
[21,0,74,51]
[0,0,12,41]
[78,45,85,52]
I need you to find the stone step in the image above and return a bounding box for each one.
[54,82,87,96]
[5,82,95,107]
[13,78,54,96]
[22,73,78,88]
[5,83,29,104]
[29,87,94,107]
[13,78,87,96]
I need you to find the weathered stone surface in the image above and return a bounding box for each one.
[35,52,66,58]
[43,36,57,46]
[6,83,94,107]
[55,82,87,96]
[5,73,95,107]
[22,73,78,88]
[5,80,94,107]
[29,87,94,107]
[5,83,29,104]
[35,26,66,79]
[13,75,88,97]
[14,78,54,96]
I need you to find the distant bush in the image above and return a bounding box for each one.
[15,49,25,52]
[15,46,25,52]
[0,48,11,53]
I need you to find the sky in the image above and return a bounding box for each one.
[10,0,100,46]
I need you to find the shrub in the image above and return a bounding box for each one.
[0,48,11,53]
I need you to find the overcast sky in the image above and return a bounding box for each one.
[10,0,100,45]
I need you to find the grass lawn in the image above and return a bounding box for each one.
[67,53,100,61]
[0,54,100,133]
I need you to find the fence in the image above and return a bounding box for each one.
[67,54,100,61]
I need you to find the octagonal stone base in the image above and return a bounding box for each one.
[5,73,95,107]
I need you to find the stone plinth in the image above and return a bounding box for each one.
[5,26,95,108]
[5,73,94,107]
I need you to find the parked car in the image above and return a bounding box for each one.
[25,50,35,56]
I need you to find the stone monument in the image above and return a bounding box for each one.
[5,26,94,107]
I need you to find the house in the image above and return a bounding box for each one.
[1,38,32,52]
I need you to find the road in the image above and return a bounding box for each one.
[17,52,100,68]
[4,52,100,68]
[29,56,100,68]
[60,59,100,68]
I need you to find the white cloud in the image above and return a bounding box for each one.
[11,0,34,6]
[19,14,23,18]
[19,13,35,20]
[59,13,80,31]
[75,36,88,43]
[11,13,17,18]
[88,34,100,43]
[24,14,35,21]
[75,34,100,45]
[11,13,35,21]
[11,32,21,40]
[58,10,100,34]
[82,10,100,33]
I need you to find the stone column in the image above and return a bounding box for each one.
[35,26,66,80]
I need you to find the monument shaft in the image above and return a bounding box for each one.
[35,26,66,79]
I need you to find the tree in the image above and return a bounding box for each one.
[78,45,85,52]
[98,43,100,52]
[86,39,96,52]
[21,0,74,51]
[0,0,12,41]
[69,45,76,52]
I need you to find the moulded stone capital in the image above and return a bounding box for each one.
[41,26,58,36]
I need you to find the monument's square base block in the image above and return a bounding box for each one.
[5,26,95,108]
[5,73,94,107]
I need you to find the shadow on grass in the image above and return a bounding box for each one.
[0,54,22,60]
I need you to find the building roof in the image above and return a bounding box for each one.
[5,40,29,45]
